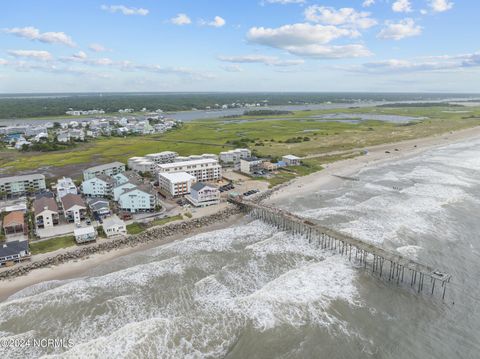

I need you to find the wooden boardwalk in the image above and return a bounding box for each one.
[230,197,452,299]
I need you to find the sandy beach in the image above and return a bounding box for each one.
[269,125,480,203]
[2,125,480,302]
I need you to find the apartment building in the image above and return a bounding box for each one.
[117,185,157,213]
[0,174,46,196]
[219,148,251,164]
[81,174,114,198]
[144,151,178,164]
[56,177,77,199]
[128,157,156,174]
[83,161,126,180]
[158,172,196,197]
[157,158,222,182]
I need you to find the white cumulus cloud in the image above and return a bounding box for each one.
[101,5,149,16]
[202,16,226,27]
[171,13,192,25]
[89,43,109,52]
[304,6,377,29]
[7,49,53,61]
[362,0,375,7]
[3,26,75,47]
[429,0,454,12]
[377,18,422,40]
[392,0,413,13]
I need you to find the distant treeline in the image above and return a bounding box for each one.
[243,110,292,116]
[0,92,475,119]
[376,102,464,108]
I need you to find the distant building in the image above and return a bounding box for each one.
[57,132,70,143]
[74,226,97,244]
[56,177,77,199]
[102,215,127,237]
[158,172,196,198]
[0,240,30,267]
[282,155,301,166]
[61,193,87,223]
[0,174,46,196]
[2,211,26,235]
[157,158,222,182]
[240,157,264,175]
[81,175,114,198]
[219,148,251,164]
[118,185,157,213]
[83,161,126,181]
[186,182,220,207]
[33,197,59,228]
[262,162,278,171]
[128,157,156,174]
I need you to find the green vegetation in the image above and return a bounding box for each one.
[126,222,145,235]
[126,214,184,235]
[1,105,480,177]
[149,214,183,227]
[29,236,76,255]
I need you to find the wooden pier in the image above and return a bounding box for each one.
[230,198,452,299]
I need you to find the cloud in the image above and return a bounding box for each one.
[170,13,192,25]
[89,43,109,52]
[246,22,371,58]
[304,6,377,29]
[377,18,422,40]
[3,26,75,47]
[200,16,226,28]
[101,5,149,16]
[429,0,454,12]
[218,54,304,66]
[264,0,305,4]
[221,64,244,72]
[0,58,8,65]
[7,50,53,61]
[362,0,375,7]
[392,0,413,13]
[72,51,87,60]
[350,52,480,73]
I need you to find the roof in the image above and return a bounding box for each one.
[84,161,125,173]
[34,197,58,214]
[158,158,218,169]
[0,240,29,258]
[93,174,114,184]
[61,193,86,210]
[242,157,261,162]
[146,151,177,157]
[121,184,153,196]
[74,226,96,236]
[3,211,24,228]
[0,173,45,185]
[158,172,196,183]
[283,155,301,160]
[191,182,217,191]
[102,215,125,228]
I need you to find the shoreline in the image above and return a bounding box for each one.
[1,125,480,301]
[268,125,480,203]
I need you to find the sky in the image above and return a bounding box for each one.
[0,0,478,93]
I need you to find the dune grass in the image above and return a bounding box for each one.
[29,235,76,255]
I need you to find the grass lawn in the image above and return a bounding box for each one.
[30,235,77,255]
[126,214,184,235]
[126,222,145,235]
[149,214,183,227]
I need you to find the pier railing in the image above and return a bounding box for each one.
[230,198,451,299]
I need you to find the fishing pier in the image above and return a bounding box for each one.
[230,197,452,299]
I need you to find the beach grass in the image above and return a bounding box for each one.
[30,235,77,255]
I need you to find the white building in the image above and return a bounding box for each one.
[81,175,114,198]
[282,155,301,166]
[102,215,127,237]
[33,197,59,228]
[0,174,46,196]
[240,157,264,174]
[219,148,251,164]
[173,154,218,162]
[74,226,97,244]
[157,158,222,182]
[56,177,77,199]
[61,193,87,223]
[83,162,126,181]
[118,186,156,213]
[113,182,137,201]
[158,172,196,197]
[186,183,220,207]
[128,157,156,174]
[144,151,178,164]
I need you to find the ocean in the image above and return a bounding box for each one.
[1,138,479,358]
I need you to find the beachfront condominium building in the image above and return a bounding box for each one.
[240,157,264,175]
[144,151,178,164]
[219,148,251,164]
[117,185,157,213]
[81,175,114,198]
[128,157,157,174]
[113,182,138,201]
[186,182,220,207]
[173,154,218,163]
[56,177,77,199]
[158,172,196,198]
[0,174,46,196]
[157,158,222,182]
[83,161,126,181]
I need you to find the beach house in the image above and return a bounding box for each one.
[34,197,59,228]
[61,193,87,223]
[186,182,220,207]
